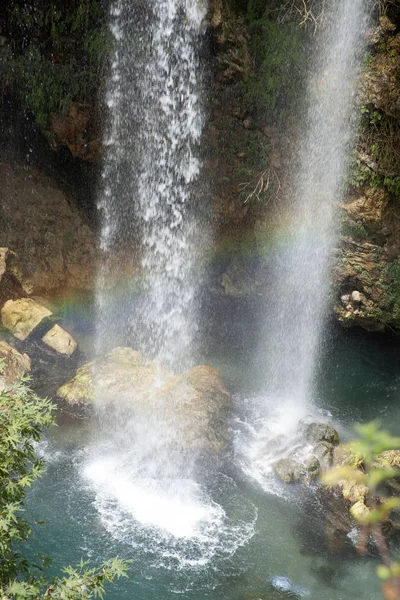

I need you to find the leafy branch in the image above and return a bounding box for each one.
[323,421,400,600]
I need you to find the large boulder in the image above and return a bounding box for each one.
[1,298,52,340]
[0,341,31,389]
[57,347,232,452]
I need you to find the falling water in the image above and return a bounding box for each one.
[82,0,252,551]
[96,0,206,368]
[242,0,370,475]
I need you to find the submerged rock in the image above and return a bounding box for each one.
[0,341,30,388]
[57,347,231,452]
[1,298,52,340]
[42,324,77,356]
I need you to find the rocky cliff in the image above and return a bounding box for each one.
[1,0,400,333]
[334,14,400,331]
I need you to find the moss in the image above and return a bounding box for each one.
[341,215,368,241]
[383,176,400,199]
[1,0,111,129]
[244,10,306,124]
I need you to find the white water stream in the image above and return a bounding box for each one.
[243,0,370,481]
[96,0,206,368]
[86,0,240,551]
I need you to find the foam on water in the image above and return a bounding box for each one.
[84,458,220,538]
[82,452,257,569]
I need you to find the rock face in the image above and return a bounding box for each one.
[57,347,232,452]
[0,341,30,388]
[0,162,96,296]
[42,324,77,356]
[49,103,101,163]
[334,19,400,331]
[1,298,52,340]
[0,247,26,307]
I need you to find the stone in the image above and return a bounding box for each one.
[0,247,10,282]
[350,500,370,522]
[299,420,340,447]
[351,290,361,303]
[274,457,304,483]
[305,455,321,480]
[42,324,77,356]
[314,442,334,467]
[57,347,231,452]
[0,341,30,386]
[1,298,52,340]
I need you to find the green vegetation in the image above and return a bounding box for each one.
[341,215,368,241]
[243,2,307,124]
[348,101,400,199]
[323,422,400,600]
[0,371,127,598]
[0,0,112,128]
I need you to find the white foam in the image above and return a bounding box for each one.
[82,451,257,569]
[84,458,222,538]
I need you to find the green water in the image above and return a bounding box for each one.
[24,328,400,600]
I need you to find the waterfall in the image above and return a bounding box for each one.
[83,0,215,540]
[242,0,370,475]
[96,0,206,369]
[264,0,368,418]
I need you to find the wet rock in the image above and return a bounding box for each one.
[299,420,340,447]
[57,347,231,452]
[1,298,52,341]
[304,455,322,480]
[42,324,77,356]
[0,341,30,386]
[274,457,304,483]
[274,454,321,485]
[317,487,357,553]
[314,441,334,467]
